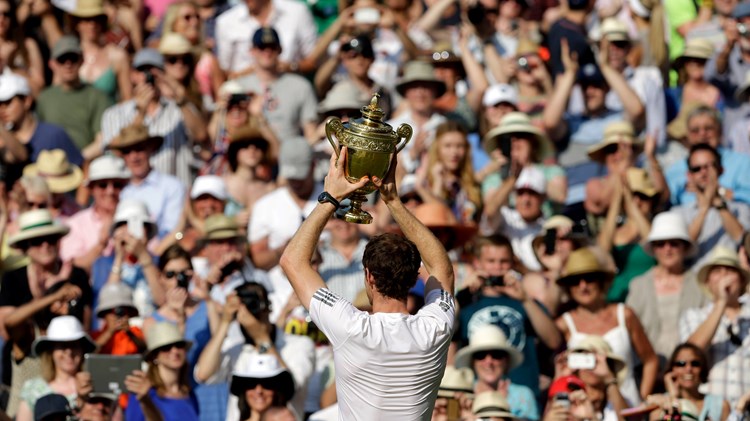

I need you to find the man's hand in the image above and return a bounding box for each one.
[76,372,93,399]
[499,272,528,302]
[55,283,82,303]
[324,146,370,202]
[237,305,271,344]
[134,83,157,112]
[221,294,242,323]
[371,152,399,203]
[560,38,579,75]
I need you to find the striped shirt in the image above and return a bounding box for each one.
[319,239,367,302]
[101,99,195,186]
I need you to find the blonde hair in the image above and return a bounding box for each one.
[163,0,203,49]
[40,347,84,383]
[426,122,481,214]
[20,175,50,197]
[637,0,668,70]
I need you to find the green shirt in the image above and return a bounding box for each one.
[36,83,113,150]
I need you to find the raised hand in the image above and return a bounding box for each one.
[324,147,370,202]
[560,38,579,75]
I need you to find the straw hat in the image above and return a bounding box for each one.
[642,211,694,256]
[454,324,524,370]
[23,149,84,193]
[674,39,715,68]
[735,72,750,102]
[317,81,366,114]
[396,61,447,97]
[472,392,516,419]
[696,246,750,288]
[68,0,105,17]
[600,18,630,42]
[555,248,614,286]
[202,214,243,241]
[515,38,539,57]
[666,102,706,140]
[33,316,96,356]
[230,354,295,401]
[483,112,554,162]
[437,366,475,398]
[108,125,164,152]
[96,283,138,318]
[144,322,193,361]
[8,209,70,247]
[159,33,193,56]
[111,200,157,239]
[412,202,477,250]
[568,334,627,383]
[586,121,643,163]
[625,168,657,197]
[86,155,131,185]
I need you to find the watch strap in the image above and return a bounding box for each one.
[318,192,340,209]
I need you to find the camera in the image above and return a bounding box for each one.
[739,23,749,37]
[467,3,486,26]
[176,272,190,290]
[236,287,267,316]
[228,93,250,107]
[517,56,530,72]
[553,392,571,409]
[484,276,505,287]
[220,259,242,278]
[544,228,557,256]
[567,352,596,370]
[144,71,155,86]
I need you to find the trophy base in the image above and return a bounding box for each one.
[340,209,373,224]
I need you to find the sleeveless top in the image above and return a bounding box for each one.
[88,67,118,102]
[562,303,641,405]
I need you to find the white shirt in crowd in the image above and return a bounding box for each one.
[481,207,544,271]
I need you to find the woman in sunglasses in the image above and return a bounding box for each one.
[646,343,729,421]
[125,322,198,421]
[230,354,295,421]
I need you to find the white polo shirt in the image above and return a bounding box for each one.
[309,288,455,420]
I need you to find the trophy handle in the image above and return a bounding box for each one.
[394,124,413,153]
[325,117,345,159]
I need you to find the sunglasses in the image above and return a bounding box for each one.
[688,124,716,134]
[611,41,631,49]
[673,360,701,368]
[473,350,508,361]
[688,162,719,173]
[602,143,620,155]
[27,235,59,247]
[240,378,278,391]
[27,200,48,209]
[165,55,192,65]
[652,239,684,249]
[57,54,82,65]
[0,11,11,18]
[157,342,187,353]
[111,306,135,317]
[120,143,149,155]
[164,270,193,279]
[93,180,126,190]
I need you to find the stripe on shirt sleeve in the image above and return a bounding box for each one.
[313,288,341,307]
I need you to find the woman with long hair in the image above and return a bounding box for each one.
[671,39,723,114]
[628,0,668,75]
[0,0,43,92]
[125,322,198,421]
[230,354,295,421]
[422,121,481,223]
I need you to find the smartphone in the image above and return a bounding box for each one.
[553,392,570,409]
[446,398,461,421]
[544,228,557,256]
[127,216,144,240]
[353,7,380,24]
[568,352,597,370]
[145,71,155,85]
[220,259,242,278]
[484,276,505,287]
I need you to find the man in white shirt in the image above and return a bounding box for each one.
[280,149,456,420]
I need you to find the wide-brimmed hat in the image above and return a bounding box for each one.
[666,102,706,140]
[643,211,695,256]
[674,39,714,68]
[111,200,157,239]
[626,168,657,197]
[515,38,539,57]
[472,392,516,419]
[108,125,164,152]
[278,140,313,180]
[696,246,750,288]
[568,334,627,383]
[437,366,475,398]
[8,209,70,247]
[159,33,193,56]
[86,155,131,184]
[556,248,615,286]
[735,72,750,102]
[202,214,243,241]
[23,149,84,193]
[586,121,643,163]
[144,322,193,361]
[454,324,524,370]
[531,215,589,264]
[600,18,630,42]
[229,122,270,151]
[483,112,554,162]
[318,81,366,115]
[396,61,447,97]
[96,283,138,318]
[68,0,105,17]
[230,354,295,400]
[33,316,96,356]
[412,202,477,250]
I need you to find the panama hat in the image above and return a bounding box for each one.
[556,248,615,286]
[108,125,164,152]
[626,168,658,197]
[568,334,627,383]
[96,283,138,318]
[696,246,750,288]
[8,209,70,247]
[437,366,475,398]
[643,211,694,256]
[111,200,157,239]
[396,61,447,97]
[317,81,366,115]
[33,316,96,356]
[159,33,193,56]
[666,102,706,140]
[68,0,105,17]
[454,324,524,370]
[144,322,193,361]
[472,392,516,419]
[674,39,714,69]
[202,214,243,241]
[515,38,539,57]
[412,202,477,250]
[230,354,295,401]
[23,149,84,193]
[483,112,554,162]
[586,121,643,163]
[86,155,131,185]
[599,18,630,42]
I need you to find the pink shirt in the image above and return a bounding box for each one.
[60,207,112,263]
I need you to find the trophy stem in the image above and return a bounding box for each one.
[341,193,373,224]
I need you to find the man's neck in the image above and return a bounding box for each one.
[59,79,82,91]
[130,170,152,186]
[371,295,410,315]
[247,0,272,18]
[256,68,279,84]
[14,115,37,141]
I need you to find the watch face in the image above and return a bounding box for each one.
[318,192,328,203]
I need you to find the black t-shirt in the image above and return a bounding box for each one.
[547,18,596,77]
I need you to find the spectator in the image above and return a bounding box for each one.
[33,393,74,421]
[431,366,474,420]
[100,48,209,186]
[158,34,203,112]
[22,149,83,219]
[454,324,538,420]
[626,212,708,362]
[680,246,750,406]
[0,0,44,93]
[124,322,199,421]
[546,0,596,77]
[229,354,295,421]
[59,155,130,270]
[627,0,668,73]
[91,282,145,355]
[36,36,112,159]
[109,124,186,239]
[503,39,553,122]
[670,39,723,113]
[475,84,518,178]
[317,217,366,302]
[726,73,750,154]
[471,391,517,421]
[16,316,95,421]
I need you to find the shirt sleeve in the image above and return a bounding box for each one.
[417,289,456,329]
[215,14,233,71]
[308,288,357,345]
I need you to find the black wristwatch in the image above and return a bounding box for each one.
[317,191,340,209]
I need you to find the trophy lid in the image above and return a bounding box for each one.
[357,93,387,129]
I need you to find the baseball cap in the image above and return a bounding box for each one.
[548,375,586,398]
[515,167,546,194]
[483,84,519,108]
[341,36,374,59]
[34,394,72,421]
[578,63,607,86]
[252,27,281,49]
[0,72,30,101]
[191,175,228,200]
[278,140,313,180]
[52,35,82,60]
[133,48,165,70]
[733,1,750,18]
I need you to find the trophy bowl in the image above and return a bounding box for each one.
[325,94,412,224]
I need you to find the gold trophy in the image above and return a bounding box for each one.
[326,93,412,224]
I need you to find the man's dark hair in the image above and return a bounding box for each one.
[687,143,722,172]
[362,233,421,301]
[472,234,514,259]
